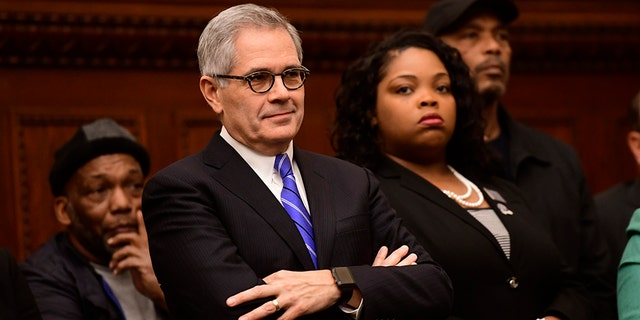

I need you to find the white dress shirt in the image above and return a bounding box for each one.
[220,127,311,214]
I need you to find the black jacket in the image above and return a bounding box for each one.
[491,106,614,319]
[374,156,590,320]
[0,248,41,320]
[20,233,125,320]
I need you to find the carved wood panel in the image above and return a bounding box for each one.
[175,109,221,158]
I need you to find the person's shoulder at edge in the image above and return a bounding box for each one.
[596,180,637,201]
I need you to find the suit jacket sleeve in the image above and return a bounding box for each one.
[142,164,270,319]
[347,169,453,319]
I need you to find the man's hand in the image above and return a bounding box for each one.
[373,245,417,267]
[341,245,418,308]
[227,269,339,320]
[108,210,167,310]
[226,245,418,320]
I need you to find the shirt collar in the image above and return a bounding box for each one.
[220,126,294,179]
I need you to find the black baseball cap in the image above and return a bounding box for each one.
[424,0,519,36]
[49,118,150,196]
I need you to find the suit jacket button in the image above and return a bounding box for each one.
[508,276,519,289]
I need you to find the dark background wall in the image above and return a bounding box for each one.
[2,0,640,260]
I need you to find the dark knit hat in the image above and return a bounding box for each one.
[424,0,519,36]
[49,118,150,196]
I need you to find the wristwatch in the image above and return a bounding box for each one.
[331,267,356,304]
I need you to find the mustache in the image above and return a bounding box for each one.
[474,58,507,74]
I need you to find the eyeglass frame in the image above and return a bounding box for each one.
[212,66,311,94]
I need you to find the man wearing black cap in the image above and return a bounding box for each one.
[424,1,615,319]
[20,118,167,320]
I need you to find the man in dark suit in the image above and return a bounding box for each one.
[141,3,453,320]
[423,0,614,318]
[596,89,640,297]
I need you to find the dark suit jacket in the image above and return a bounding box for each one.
[0,248,41,320]
[373,157,593,320]
[142,132,453,320]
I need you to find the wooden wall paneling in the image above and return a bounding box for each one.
[144,108,176,175]
[9,110,147,260]
[174,108,221,158]
[293,72,341,156]
[574,108,622,194]
[0,112,19,257]
[503,73,640,193]
[609,115,637,188]
[518,117,577,147]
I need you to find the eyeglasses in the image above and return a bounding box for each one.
[213,67,310,94]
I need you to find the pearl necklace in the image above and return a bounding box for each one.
[441,165,484,208]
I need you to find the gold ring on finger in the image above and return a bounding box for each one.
[272,299,281,312]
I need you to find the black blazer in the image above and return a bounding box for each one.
[373,157,593,320]
[142,132,453,320]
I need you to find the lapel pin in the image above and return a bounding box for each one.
[497,203,513,215]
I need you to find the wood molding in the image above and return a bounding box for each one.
[1,4,639,73]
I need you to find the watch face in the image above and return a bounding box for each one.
[332,267,356,304]
[333,267,356,287]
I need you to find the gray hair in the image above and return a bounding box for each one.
[197,3,303,86]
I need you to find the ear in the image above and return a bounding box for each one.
[200,76,224,115]
[627,131,640,166]
[53,196,72,227]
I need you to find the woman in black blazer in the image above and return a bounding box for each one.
[332,30,593,320]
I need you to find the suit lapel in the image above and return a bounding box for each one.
[202,134,316,269]
[294,148,335,269]
[377,157,507,259]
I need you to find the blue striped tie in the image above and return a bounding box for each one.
[274,154,317,269]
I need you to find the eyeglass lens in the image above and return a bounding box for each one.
[247,69,307,93]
